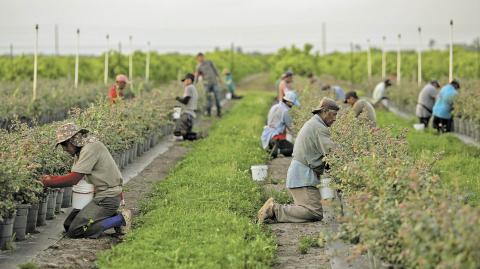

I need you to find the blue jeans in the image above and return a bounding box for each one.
[204,83,222,116]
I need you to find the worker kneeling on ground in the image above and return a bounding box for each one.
[258,97,339,223]
[261,91,299,158]
[345,91,377,128]
[174,73,199,141]
[40,123,131,238]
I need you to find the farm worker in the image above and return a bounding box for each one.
[40,123,131,238]
[258,97,340,223]
[344,91,377,127]
[416,80,441,127]
[372,79,392,108]
[174,73,199,141]
[322,84,345,102]
[195,52,222,117]
[432,80,460,133]
[261,91,300,158]
[277,71,294,102]
[223,69,242,99]
[307,73,321,90]
[108,74,128,104]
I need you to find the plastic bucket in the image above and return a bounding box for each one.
[173,107,181,119]
[62,187,73,208]
[0,212,15,250]
[36,194,48,226]
[226,92,232,100]
[320,178,335,200]
[55,188,64,214]
[72,180,94,210]
[26,203,39,233]
[251,165,268,181]
[413,123,425,131]
[46,189,58,220]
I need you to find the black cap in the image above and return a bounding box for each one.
[344,91,358,103]
[181,73,195,82]
[451,79,460,89]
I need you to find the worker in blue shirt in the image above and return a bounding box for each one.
[432,80,460,133]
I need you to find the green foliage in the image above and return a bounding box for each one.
[97,92,276,268]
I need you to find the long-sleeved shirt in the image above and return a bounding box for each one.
[286,115,333,188]
[332,86,345,102]
[416,83,438,118]
[432,84,458,119]
[261,102,293,149]
[372,82,386,104]
[196,60,219,85]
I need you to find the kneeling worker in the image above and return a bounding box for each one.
[174,73,199,141]
[40,123,131,238]
[344,91,377,127]
[258,98,339,223]
[261,91,299,158]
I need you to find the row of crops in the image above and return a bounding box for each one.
[0,50,269,127]
[288,77,480,268]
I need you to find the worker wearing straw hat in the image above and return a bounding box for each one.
[261,91,300,158]
[40,123,131,238]
[258,98,339,223]
[108,74,129,104]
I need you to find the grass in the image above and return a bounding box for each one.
[377,110,480,204]
[97,91,276,269]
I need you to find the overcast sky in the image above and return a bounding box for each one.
[0,0,479,55]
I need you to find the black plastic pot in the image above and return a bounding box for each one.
[26,203,39,233]
[0,211,16,250]
[46,189,58,220]
[37,193,48,226]
[62,187,73,208]
[55,188,64,214]
[13,204,31,241]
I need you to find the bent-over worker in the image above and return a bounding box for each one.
[344,91,377,127]
[258,97,339,223]
[261,91,299,158]
[322,84,345,102]
[40,123,131,238]
[108,74,128,104]
[416,80,441,127]
[174,73,199,141]
[372,79,392,107]
[432,80,460,133]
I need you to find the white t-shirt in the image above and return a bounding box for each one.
[183,85,198,118]
[372,82,386,104]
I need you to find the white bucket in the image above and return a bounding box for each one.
[286,133,293,143]
[320,178,335,200]
[226,92,232,100]
[173,107,181,119]
[413,123,425,131]
[72,180,94,209]
[251,165,268,181]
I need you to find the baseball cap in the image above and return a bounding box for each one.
[181,73,195,82]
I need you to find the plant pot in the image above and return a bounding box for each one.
[0,212,16,250]
[62,187,73,208]
[26,203,39,233]
[13,204,31,241]
[55,188,64,214]
[129,147,135,163]
[37,194,48,226]
[136,143,143,157]
[46,189,58,220]
[121,151,128,168]
[453,117,459,133]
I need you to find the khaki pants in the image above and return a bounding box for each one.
[273,186,323,223]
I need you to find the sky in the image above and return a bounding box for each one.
[0,0,479,55]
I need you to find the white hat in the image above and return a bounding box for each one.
[283,91,300,106]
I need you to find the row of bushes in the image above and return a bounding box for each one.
[97,92,276,268]
[290,80,480,268]
[0,83,182,221]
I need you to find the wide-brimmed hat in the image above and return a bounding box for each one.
[312,97,340,113]
[55,123,89,147]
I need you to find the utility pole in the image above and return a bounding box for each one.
[54,24,59,55]
[104,34,109,85]
[350,42,354,84]
[397,34,401,86]
[449,19,454,82]
[382,36,386,79]
[74,28,80,89]
[417,27,422,86]
[129,35,133,89]
[321,22,326,55]
[230,42,235,73]
[145,41,150,82]
[33,24,39,101]
[367,39,372,79]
